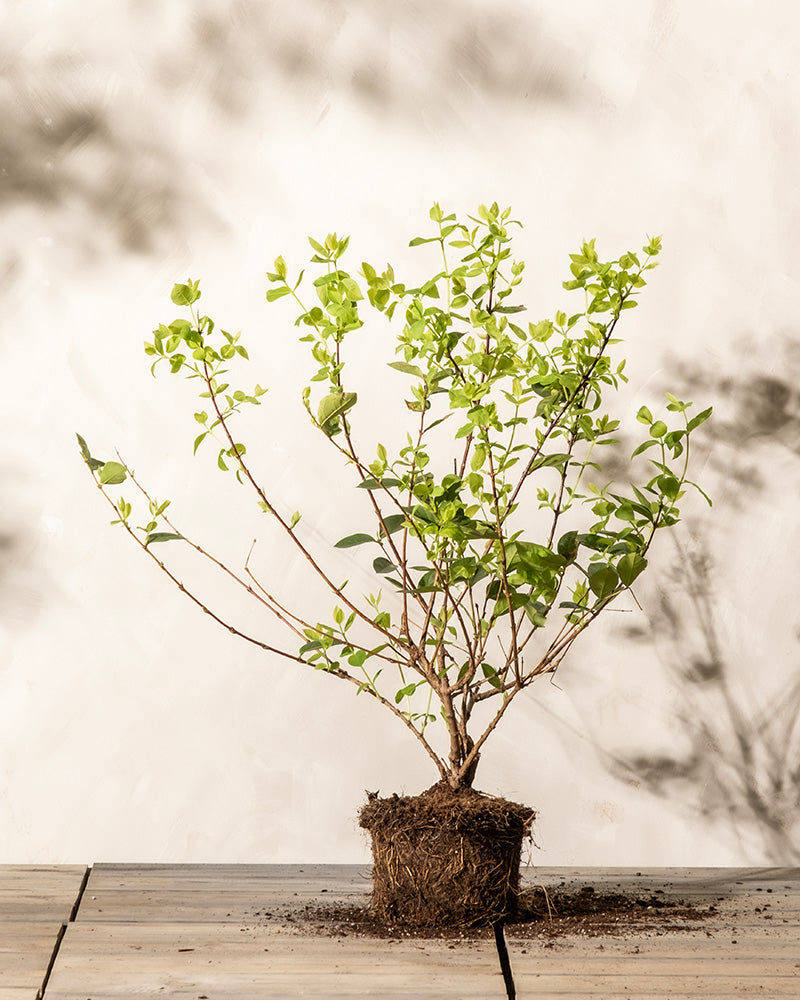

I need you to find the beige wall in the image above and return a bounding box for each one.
[2,0,799,864]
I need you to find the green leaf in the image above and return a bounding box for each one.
[524,602,548,628]
[557,531,579,562]
[357,476,403,490]
[618,553,647,587]
[299,640,323,655]
[480,662,503,690]
[170,282,200,306]
[649,420,667,438]
[614,503,636,522]
[266,285,292,302]
[334,532,373,548]
[373,557,395,575]
[76,433,91,460]
[395,682,417,703]
[145,532,183,546]
[318,391,357,433]
[387,361,425,378]
[470,443,487,472]
[631,439,658,458]
[76,433,104,470]
[532,453,571,471]
[290,511,302,529]
[99,461,127,485]
[687,406,713,432]
[657,474,681,500]
[636,406,653,425]
[665,392,689,412]
[587,563,620,599]
[380,514,407,535]
[687,480,713,506]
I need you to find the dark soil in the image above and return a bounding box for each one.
[297,883,717,941]
[359,782,535,928]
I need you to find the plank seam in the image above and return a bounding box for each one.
[37,866,91,999]
[36,922,66,1000]
[68,865,92,921]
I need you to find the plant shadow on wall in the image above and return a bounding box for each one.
[0,467,50,633]
[80,201,711,932]
[597,343,800,864]
[190,0,579,120]
[0,37,208,266]
[1,0,579,277]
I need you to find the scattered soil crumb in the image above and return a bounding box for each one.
[290,883,716,940]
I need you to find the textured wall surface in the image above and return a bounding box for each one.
[2,0,799,864]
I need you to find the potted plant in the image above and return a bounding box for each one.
[79,202,711,928]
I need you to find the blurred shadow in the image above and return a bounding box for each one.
[611,537,800,864]
[1,0,581,263]
[188,0,579,120]
[595,340,800,863]
[0,0,585,651]
[0,477,47,633]
[669,336,800,497]
[0,50,196,257]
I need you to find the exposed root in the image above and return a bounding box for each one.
[359,782,535,928]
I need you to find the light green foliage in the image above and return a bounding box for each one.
[80,202,711,789]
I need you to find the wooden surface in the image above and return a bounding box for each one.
[2,865,798,998]
[0,866,87,1000]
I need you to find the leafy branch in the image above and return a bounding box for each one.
[80,202,711,790]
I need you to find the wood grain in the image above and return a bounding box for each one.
[3,865,797,998]
[0,866,87,999]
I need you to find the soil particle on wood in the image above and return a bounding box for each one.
[295,884,717,941]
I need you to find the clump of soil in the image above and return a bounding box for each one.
[359,782,535,928]
[299,884,716,941]
[510,884,715,940]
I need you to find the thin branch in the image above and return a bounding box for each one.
[94,476,308,665]
[201,363,397,644]
[92,469,449,782]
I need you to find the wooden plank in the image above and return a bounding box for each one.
[78,864,800,926]
[45,922,800,999]
[0,865,89,888]
[521,867,800,894]
[79,864,371,923]
[0,866,87,922]
[87,863,800,897]
[0,923,63,990]
[46,920,800,966]
[43,914,800,954]
[86,863,371,893]
[0,866,88,999]
[43,866,800,997]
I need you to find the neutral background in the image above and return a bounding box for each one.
[3,0,799,866]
